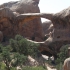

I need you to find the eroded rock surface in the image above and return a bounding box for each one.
[19,7,70,57]
[42,21,53,35]
[0,0,44,42]
[0,0,70,57]
[45,7,70,56]
[63,57,70,70]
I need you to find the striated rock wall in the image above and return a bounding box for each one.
[0,0,44,42]
[41,7,70,56]
[50,7,70,52]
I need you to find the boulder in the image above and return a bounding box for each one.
[63,57,70,70]
[10,0,40,14]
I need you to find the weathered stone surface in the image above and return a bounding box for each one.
[10,0,40,14]
[0,1,17,8]
[0,0,44,41]
[42,21,53,38]
[63,57,70,70]
[0,31,3,42]
[0,8,16,41]
[1,0,70,57]
[20,7,70,57]
[50,7,70,53]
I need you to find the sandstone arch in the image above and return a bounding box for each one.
[0,2,70,57]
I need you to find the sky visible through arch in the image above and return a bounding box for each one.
[0,0,70,22]
[39,0,70,22]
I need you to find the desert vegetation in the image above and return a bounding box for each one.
[0,35,47,70]
[55,44,69,70]
[0,35,69,70]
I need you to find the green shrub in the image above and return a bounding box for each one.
[0,35,41,70]
[0,45,28,70]
[55,44,70,70]
[0,62,7,70]
[10,67,16,70]
[55,63,63,70]
[12,53,27,67]
[10,35,40,57]
[22,66,47,70]
[56,44,69,64]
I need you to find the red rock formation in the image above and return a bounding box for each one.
[1,1,70,57]
[0,0,44,41]
[0,31,3,42]
[19,7,70,57]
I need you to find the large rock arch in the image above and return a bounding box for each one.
[0,1,70,57]
[19,7,70,57]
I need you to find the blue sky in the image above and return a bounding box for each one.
[0,0,70,21]
[39,0,70,13]
[38,0,70,21]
